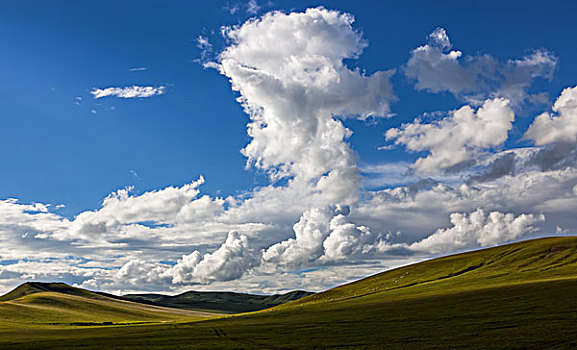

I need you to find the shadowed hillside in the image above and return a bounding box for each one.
[123,290,313,313]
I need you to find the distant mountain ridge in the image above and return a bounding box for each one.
[0,281,314,314]
[122,290,314,313]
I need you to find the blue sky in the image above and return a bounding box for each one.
[1,0,577,294]
[3,0,575,216]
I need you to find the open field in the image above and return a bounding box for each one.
[0,236,575,349]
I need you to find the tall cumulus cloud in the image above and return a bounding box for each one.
[214,7,394,182]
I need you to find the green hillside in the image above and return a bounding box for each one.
[123,289,313,313]
[0,283,220,328]
[0,236,575,349]
[282,235,577,308]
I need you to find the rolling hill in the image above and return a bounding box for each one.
[281,234,577,308]
[0,282,96,302]
[0,236,575,349]
[0,282,219,327]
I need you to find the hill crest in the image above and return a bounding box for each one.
[0,282,103,302]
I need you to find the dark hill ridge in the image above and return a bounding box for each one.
[122,289,314,313]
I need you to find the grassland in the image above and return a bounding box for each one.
[0,283,220,328]
[0,236,575,349]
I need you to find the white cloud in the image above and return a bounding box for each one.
[78,231,261,290]
[176,195,226,223]
[2,165,576,293]
[113,259,169,286]
[128,67,147,72]
[206,7,396,275]
[354,165,577,244]
[0,199,71,258]
[427,27,451,50]
[386,98,514,173]
[215,7,394,182]
[91,85,165,99]
[45,177,207,241]
[406,28,557,105]
[167,231,260,284]
[409,209,544,254]
[262,205,381,267]
[262,206,337,267]
[320,214,377,261]
[524,86,577,145]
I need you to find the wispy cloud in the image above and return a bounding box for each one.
[128,67,147,72]
[246,0,261,14]
[196,35,214,64]
[223,2,239,15]
[91,85,165,99]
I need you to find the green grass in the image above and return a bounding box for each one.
[1,236,576,349]
[0,284,221,328]
[284,235,577,308]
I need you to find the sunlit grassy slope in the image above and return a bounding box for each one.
[281,235,577,308]
[0,282,219,328]
[1,236,575,349]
